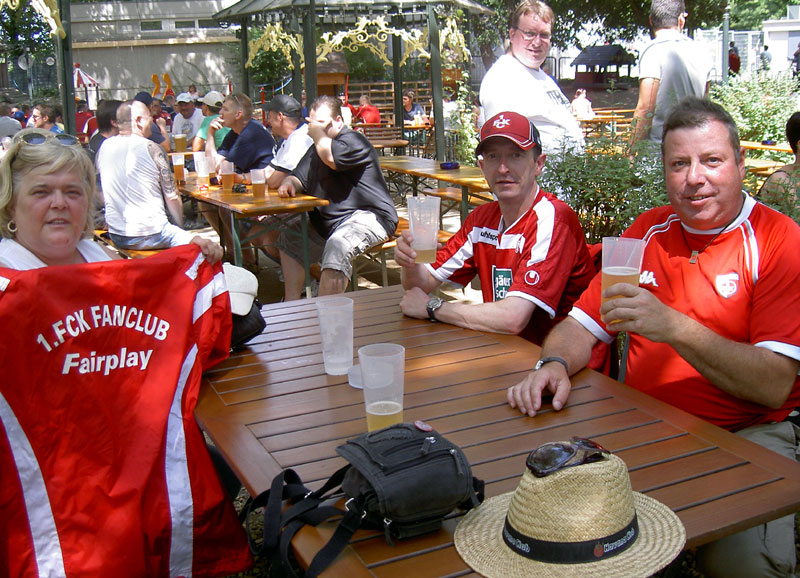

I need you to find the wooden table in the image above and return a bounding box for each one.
[196,286,800,577]
[379,155,490,220]
[181,176,328,293]
[369,138,409,154]
[745,157,784,177]
[741,140,793,154]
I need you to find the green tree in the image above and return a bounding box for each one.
[0,0,54,60]
[730,0,793,30]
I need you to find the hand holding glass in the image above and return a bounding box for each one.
[601,237,645,306]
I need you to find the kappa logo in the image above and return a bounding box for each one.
[715,273,739,298]
[640,270,658,287]
[524,270,540,286]
[493,114,511,129]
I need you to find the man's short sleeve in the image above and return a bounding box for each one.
[331,129,371,169]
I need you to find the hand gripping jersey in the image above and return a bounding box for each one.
[570,197,800,431]
[0,246,252,577]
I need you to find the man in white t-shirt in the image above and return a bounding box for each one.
[172,92,204,142]
[98,100,218,256]
[479,0,584,155]
[253,94,315,261]
[629,0,711,148]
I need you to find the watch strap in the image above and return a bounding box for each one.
[535,356,569,374]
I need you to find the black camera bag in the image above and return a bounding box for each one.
[243,422,484,578]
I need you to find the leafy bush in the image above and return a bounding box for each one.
[539,138,669,243]
[709,73,797,162]
[344,45,389,81]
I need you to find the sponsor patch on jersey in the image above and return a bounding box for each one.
[492,266,513,300]
[715,273,739,298]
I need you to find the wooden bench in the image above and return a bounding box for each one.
[351,216,453,289]
[93,230,167,260]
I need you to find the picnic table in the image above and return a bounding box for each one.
[179,174,327,294]
[196,286,800,577]
[379,155,490,220]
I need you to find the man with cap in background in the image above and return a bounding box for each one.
[134,91,170,153]
[263,94,313,188]
[251,94,315,264]
[193,90,229,152]
[396,111,602,366]
[172,92,204,144]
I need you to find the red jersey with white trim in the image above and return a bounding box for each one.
[0,246,252,578]
[427,189,596,345]
[570,196,800,431]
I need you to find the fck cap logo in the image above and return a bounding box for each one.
[493,114,511,129]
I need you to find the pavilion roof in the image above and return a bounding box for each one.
[215,0,493,20]
[570,45,635,68]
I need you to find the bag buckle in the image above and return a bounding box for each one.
[345,497,367,520]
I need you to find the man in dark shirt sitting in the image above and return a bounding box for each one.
[276,95,398,300]
[206,93,275,182]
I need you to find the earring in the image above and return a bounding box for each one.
[7,220,16,234]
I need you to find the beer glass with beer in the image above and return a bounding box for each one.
[174,132,187,153]
[219,160,235,193]
[408,195,441,263]
[172,154,185,184]
[194,152,209,188]
[250,168,266,200]
[601,237,646,306]
[358,343,405,431]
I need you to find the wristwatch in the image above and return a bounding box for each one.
[426,297,444,322]
[534,356,569,373]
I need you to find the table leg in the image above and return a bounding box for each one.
[461,185,469,222]
[229,211,242,266]
[301,213,312,299]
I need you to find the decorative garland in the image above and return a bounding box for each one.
[247,15,469,69]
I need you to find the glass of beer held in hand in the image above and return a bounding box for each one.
[601,237,646,307]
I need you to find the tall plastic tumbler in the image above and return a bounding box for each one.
[358,343,405,431]
[407,195,441,263]
[316,297,354,376]
[601,237,646,306]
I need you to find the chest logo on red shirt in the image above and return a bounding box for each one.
[524,270,540,286]
[492,266,513,300]
[715,273,739,299]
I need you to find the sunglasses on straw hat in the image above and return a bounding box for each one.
[526,436,609,478]
[454,438,686,577]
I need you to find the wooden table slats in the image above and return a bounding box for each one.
[195,286,800,577]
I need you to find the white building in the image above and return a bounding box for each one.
[70,0,241,100]
[763,5,800,74]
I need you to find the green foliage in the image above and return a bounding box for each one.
[0,1,54,60]
[539,138,669,243]
[730,0,793,30]
[451,77,479,165]
[241,28,291,87]
[709,73,796,162]
[344,45,389,82]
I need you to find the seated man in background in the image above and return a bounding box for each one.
[354,94,381,124]
[508,98,800,578]
[133,91,170,153]
[276,95,397,300]
[758,111,800,224]
[205,93,274,181]
[97,100,218,253]
[193,90,229,152]
[150,97,172,130]
[172,92,204,145]
[397,111,604,367]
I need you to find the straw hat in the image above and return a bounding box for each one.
[454,451,685,577]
